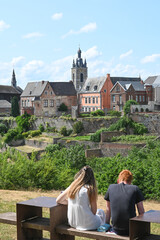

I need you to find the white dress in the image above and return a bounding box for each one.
[67,186,105,230]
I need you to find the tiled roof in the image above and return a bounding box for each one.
[0,100,11,108]
[144,76,157,85]
[21,81,48,97]
[80,76,106,93]
[0,85,21,94]
[110,77,141,86]
[118,81,145,91]
[50,82,77,96]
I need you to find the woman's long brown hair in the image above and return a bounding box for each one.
[68,166,97,204]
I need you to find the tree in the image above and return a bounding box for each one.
[11,96,20,117]
[123,100,138,115]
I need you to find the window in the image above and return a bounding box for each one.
[112,95,115,102]
[94,85,98,91]
[80,73,83,82]
[85,97,87,104]
[44,100,48,107]
[136,95,138,102]
[143,96,145,102]
[45,91,47,95]
[92,107,95,111]
[139,96,142,102]
[96,97,98,104]
[88,107,91,112]
[113,106,115,110]
[119,95,122,104]
[89,97,91,104]
[81,107,84,112]
[25,100,26,107]
[22,100,24,107]
[104,89,106,93]
[92,97,95,104]
[116,85,120,92]
[73,73,75,82]
[50,100,54,107]
[51,91,53,95]
[86,86,90,91]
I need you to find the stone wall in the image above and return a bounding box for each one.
[101,131,125,142]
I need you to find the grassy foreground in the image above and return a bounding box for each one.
[0,189,160,240]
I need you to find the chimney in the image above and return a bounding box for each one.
[107,73,110,78]
[42,80,44,84]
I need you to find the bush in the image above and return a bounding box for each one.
[0,123,8,135]
[58,103,68,112]
[108,110,121,117]
[60,126,69,136]
[16,112,31,132]
[45,127,57,133]
[29,130,41,137]
[123,100,138,115]
[73,121,84,134]
[45,144,61,153]
[90,128,108,142]
[90,109,105,116]
[3,128,23,143]
[39,124,45,132]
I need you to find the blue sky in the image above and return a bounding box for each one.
[1,0,160,89]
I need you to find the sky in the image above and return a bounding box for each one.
[1,0,160,89]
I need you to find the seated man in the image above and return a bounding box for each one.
[104,169,145,236]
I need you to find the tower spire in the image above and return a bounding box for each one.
[11,69,17,88]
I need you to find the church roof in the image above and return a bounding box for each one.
[50,82,77,96]
[0,85,21,94]
[21,81,48,97]
[0,100,11,108]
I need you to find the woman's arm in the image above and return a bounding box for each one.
[56,186,70,205]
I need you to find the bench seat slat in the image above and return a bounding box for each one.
[22,217,50,231]
[56,224,129,240]
[0,212,16,225]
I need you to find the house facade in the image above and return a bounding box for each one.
[78,76,108,113]
[21,81,77,117]
[110,80,153,111]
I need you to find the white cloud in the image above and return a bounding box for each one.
[0,20,10,31]
[141,54,160,63]
[120,49,133,59]
[82,46,102,59]
[11,56,25,67]
[22,32,44,39]
[62,22,97,38]
[51,12,63,20]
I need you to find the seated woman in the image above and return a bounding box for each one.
[56,165,105,230]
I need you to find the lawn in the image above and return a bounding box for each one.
[0,189,159,240]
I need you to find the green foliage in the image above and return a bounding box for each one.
[0,123,8,135]
[29,130,41,137]
[60,126,72,136]
[16,112,31,132]
[90,128,108,142]
[90,109,105,116]
[45,144,61,154]
[123,100,138,115]
[39,124,45,132]
[11,96,20,117]
[79,113,90,117]
[111,135,156,143]
[3,128,23,144]
[73,121,84,134]
[58,103,68,112]
[108,110,121,117]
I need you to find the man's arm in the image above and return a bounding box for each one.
[137,201,145,215]
[105,200,111,224]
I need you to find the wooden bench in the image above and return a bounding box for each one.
[0,198,160,240]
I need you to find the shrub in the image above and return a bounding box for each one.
[29,130,41,137]
[45,144,61,153]
[73,121,84,134]
[60,126,68,136]
[58,103,68,112]
[0,123,8,135]
[16,112,31,132]
[39,124,45,132]
[123,100,138,115]
[3,128,23,143]
[90,109,105,116]
[108,110,121,117]
[90,128,108,142]
[45,127,57,133]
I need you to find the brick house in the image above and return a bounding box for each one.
[78,76,108,113]
[110,80,153,111]
[21,81,77,117]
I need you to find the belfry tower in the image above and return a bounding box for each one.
[71,48,88,91]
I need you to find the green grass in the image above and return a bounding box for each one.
[62,135,91,141]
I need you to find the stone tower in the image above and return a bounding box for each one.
[11,69,17,88]
[71,48,88,91]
